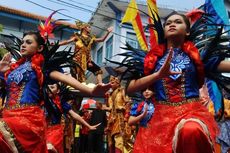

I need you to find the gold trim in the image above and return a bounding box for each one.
[4,103,38,110]
[157,98,200,106]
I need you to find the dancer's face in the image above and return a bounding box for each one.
[110,76,120,89]
[47,84,59,97]
[85,25,91,33]
[164,14,190,40]
[143,88,154,99]
[20,34,43,57]
[82,25,91,34]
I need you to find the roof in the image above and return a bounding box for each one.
[0,5,77,29]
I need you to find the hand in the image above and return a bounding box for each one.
[155,47,181,79]
[87,62,93,67]
[117,106,125,110]
[0,53,11,72]
[91,83,111,96]
[107,26,113,33]
[141,104,148,118]
[89,123,101,130]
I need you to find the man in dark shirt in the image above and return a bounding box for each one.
[88,102,107,153]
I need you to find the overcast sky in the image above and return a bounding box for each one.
[0,0,205,23]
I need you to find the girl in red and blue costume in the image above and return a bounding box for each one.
[126,12,230,153]
[46,83,99,153]
[0,31,110,153]
[129,88,155,127]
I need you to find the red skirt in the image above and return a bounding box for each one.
[133,101,219,153]
[0,106,47,153]
[47,124,64,153]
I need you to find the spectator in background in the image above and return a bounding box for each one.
[73,121,81,153]
[79,109,91,153]
[88,101,107,153]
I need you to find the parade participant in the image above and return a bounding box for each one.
[105,75,133,153]
[79,109,91,153]
[46,83,100,153]
[88,101,107,153]
[128,87,155,127]
[113,11,230,152]
[0,31,110,152]
[59,21,113,84]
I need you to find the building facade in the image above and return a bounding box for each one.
[87,0,186,82]
[0,5,76,49]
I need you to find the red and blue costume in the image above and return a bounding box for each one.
[0,61,47,153]
[133,47,222,153]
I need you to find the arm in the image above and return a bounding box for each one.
[95,26,113,42]
[127,73,161,93]
[217,60,230,72]
[49,71,111,96]
[68,110,100,130]
[128,105,148,125]
[102,105,112,111]
[117,89,127,110]
[59,36,76,46]
[102,92,112,111]
[127,48,180,93]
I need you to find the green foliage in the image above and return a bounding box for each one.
[0,24,3,32]
[0,48,7,60]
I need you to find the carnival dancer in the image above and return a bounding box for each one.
[105,75,133,153]
[107,6,230,151]
[0,31,110,153]
[46,83,100,153]
[124,11,230,153]
[59,21,113,84]
[128,87,155,127]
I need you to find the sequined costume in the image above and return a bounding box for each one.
[107,87,133,153]
[73,33,102,82]
[0,61,47,153]
[132,48,220,153]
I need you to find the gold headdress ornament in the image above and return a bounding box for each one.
[109,75,120,84]
[75,20,91,30]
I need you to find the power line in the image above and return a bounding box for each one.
[66,0,116,15]
[67,0,97,9]
[25,0,102,29]
[47,0,87,12]
[54,0,121,22]
[25,0,137,42]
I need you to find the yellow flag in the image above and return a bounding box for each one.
[121,0,148,51]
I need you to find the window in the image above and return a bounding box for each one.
[106,36,113,59]
[126,32,141,49]
[97,47,103,65]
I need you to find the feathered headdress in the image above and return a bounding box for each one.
[38,10,67,40]
[185,9,205,25]
[75,20,91,30]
